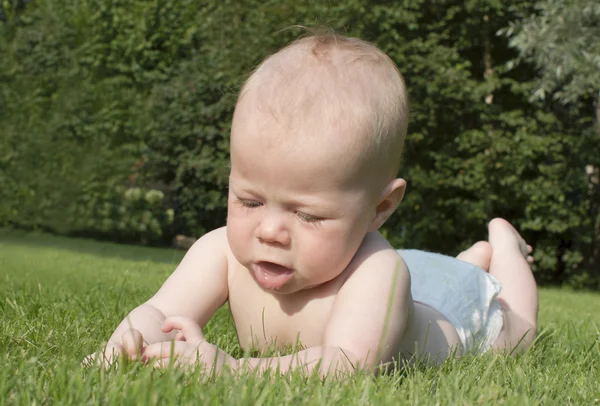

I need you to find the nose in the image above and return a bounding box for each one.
[255,210,291,246]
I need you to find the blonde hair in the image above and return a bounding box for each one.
[235,33,409,189]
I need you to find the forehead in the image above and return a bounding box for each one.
[230,99,368,192]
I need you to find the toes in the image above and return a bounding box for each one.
[519,243,533,259]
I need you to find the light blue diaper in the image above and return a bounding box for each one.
[399,249,503,354]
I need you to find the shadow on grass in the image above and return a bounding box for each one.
[0,228,185,265]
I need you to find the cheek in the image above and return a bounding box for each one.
[227,204,252,229]
[226,207,254,257]
[300,229,357,274]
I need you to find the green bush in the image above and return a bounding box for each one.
[1,0,598,285]
[70,185,174,244]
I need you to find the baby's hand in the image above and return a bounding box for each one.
[142,316,216,370]
[83,328,145,368]
[162,316,205,344]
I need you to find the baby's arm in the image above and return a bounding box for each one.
[91,227,230,364]
[242,233,411,376]
[141,232,410,377]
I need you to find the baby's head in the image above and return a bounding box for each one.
[232,33,409,193]
[227,34,409,293]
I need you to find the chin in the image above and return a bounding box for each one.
[267,284,301,295]
[276,281,326,295]
[270,280,319,295]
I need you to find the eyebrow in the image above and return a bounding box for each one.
[283,196,330,208]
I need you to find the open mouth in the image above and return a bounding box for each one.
[252,261,294,290]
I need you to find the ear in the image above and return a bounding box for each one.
[368,178,407,232]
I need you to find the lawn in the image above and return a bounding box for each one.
[1,229,599,405]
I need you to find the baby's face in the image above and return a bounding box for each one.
[226,100,377,295]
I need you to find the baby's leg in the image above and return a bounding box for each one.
[487,218,538,353]
[456,241,493,270]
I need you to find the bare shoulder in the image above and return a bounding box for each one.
[340,232,409,297]
[323,232,412,366]
[192,226,227,247]
[189,226,229,249]
[168,226,230,273]
[147,226,230,326]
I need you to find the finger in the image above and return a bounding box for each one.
[81,352,97,367]
[82,352,108,368]
[82,345,121,368]
[152,357,169,369]
[101,345,124,367]
[174,332,186,341]
[150,356,183,369]
[143,341,188,361]
[161,316,204,342]
[121,329,144,359]
[104,344,123,357]
[152,356,197,371]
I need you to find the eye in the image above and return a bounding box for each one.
[237,198,262,208]
[296,211,323,223]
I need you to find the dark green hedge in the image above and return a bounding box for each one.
[1,0,598,286]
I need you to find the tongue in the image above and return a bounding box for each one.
[253,262,293,290]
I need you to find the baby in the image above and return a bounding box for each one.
[89,34,538,375]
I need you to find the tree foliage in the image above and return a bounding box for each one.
[502,0,600,103]
[1,0,598,285]
[501,0,600,280]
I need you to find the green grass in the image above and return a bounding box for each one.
[1,229,599,405]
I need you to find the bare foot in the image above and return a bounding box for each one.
[456,241,493,271]
[488,218,534,264]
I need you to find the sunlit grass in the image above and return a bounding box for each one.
[1,229,599,404]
